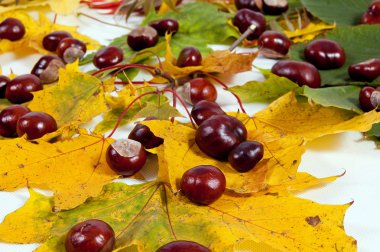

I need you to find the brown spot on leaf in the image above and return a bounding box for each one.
[18,164,24,168]
[306,216,321,227]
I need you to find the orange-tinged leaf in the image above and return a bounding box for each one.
[152,34,255,83]
[28,62,113,129]
[0,12,100,55]
[0,131,118,210]
[0,181,356,251]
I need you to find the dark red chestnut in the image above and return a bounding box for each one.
[65,219,115,252]
[195,114,247,159]
[348,58,380,82]
[176,47,202,67]
[157,240,210,252]
[234,0,261,11]
[180,165,226,205]
[128,118,163,149]
[93,46,124,69]
[106,139,147,176]
[233,8,266,40]
[181,78,217,105]
[5,74,43,104]
[127,26,159,51]
[17,112,57,140]
[228,141,264,172]
[42,31,72,52]
[258,30,291,57]
[31,55,65,84]
[361,12,380,24]
[304,39,346,70]
[0,75,10,98]
[191,100,226,126]
[0,105,30,138]
[262,0,289,15]
[359,86,380,112]
[56,37,87,63]
[271,60,321,88]
[0,18,25,41]
[149,18,179,36]
[361,0,380,24]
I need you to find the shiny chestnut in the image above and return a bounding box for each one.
[304,39,346,70]
[271,60,321,88]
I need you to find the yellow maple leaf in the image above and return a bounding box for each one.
[0,11,100,55]
[28,62,114,129]
[251,91,380,185]
[0,131,119,210]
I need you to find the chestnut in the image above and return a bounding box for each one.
[304,39,346,70]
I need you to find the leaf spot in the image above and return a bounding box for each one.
[305,215,321,227]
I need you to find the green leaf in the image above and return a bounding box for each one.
[289,25,380,86]
[142,2,240,57]
[299,86,362,113]
[134,100,183,119]
[367,122,380,137]
[0,181,355,251]
[301,0,369,26]
[229,73,299,103]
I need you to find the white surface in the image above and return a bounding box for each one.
[0,5,379,252]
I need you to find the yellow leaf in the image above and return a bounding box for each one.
[0,132,119,210]
[252,91,380,184]
[28,62,113,129]
[48,0,80,14]
[0,12,100,55]
[284,22,336,43]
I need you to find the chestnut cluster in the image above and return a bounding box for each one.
[192,100,264,173]
[127,18,179,51]
[106,117,163,177]
[0,104,57,140]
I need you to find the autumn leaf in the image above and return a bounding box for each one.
[252,91,380,184]
[152,34,256,83]
[0,0,80,14]
[0,12,99,55]
[0,180,356,251]
[28,62,113,129]
[283,21,336,43]
[0,130,119,210]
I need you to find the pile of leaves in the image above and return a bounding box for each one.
[0,0,379,251]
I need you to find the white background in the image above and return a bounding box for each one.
[0,5,380,252]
